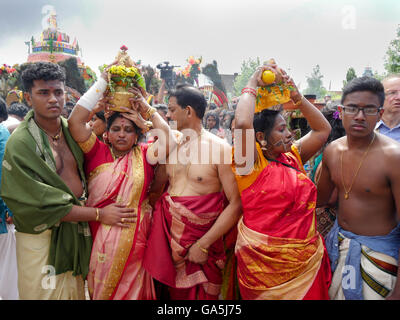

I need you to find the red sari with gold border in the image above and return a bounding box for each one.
[233,143,331,300]
[143,191,227,300]
[79,133,156,300]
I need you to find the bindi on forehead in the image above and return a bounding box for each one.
[113,118,134,128]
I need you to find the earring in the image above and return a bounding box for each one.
[103,132,110,145]
[260,140,268,151]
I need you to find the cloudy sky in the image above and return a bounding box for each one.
[0,0,399,92]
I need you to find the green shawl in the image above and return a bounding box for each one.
[0,110,92,278]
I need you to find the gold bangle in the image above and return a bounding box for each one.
[145,107,157,120]
[197,242,208,254]
[95,208,100,221]
[141,121,153,133]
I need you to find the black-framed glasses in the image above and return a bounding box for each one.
[340,105,382,116]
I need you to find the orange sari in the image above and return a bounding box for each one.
[233,143,331,300]
[79,133,156,300]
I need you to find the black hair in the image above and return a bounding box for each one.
[341,76,385,107]
[223,111,235,129]
[8,103,29,119]
[168,84,207,119]
[106,112,143,143]
[209,103,218,110]
[253,109,281,140]
[154,104,168,114]
[21,62,66,93]
[322,107,346,146]
[0,97,8,122]
[218,109,227,118]
[204,110,220,130]
[95,110,106,122]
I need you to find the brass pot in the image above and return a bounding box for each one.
[108,91,135,112]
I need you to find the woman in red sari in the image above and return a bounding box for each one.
[68,73,172,299]
[233,63,332,300]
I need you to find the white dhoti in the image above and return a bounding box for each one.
[0,224,19,300]
[15,229,85,300]
[329,237,398,300]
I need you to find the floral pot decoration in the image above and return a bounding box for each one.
[255,58,296,113]
[99,46,146,112]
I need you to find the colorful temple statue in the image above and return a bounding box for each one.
[27,7,82,65]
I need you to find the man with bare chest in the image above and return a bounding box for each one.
[143,84,242,299]
[1,62,135,299]
[317,76,400,300]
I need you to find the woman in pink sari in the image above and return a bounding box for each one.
[68,73,172,299]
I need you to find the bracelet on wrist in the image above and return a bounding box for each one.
[141,121,153,133]
[95,208,100,221]
[241,87,257,98]
[197,242,209,254]
[145,107,157,120]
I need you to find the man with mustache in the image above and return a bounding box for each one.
[375,74,400,142]
[317,76,400,300]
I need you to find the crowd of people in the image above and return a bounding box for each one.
[0,60,399,301]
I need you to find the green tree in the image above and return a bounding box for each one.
[342,67,357,89]
[373,70,385,81]
[384,24,400,74]
[303,64,326,99]
[233,57,260,96]
[58,58,86,95]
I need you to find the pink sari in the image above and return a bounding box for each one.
[79,134,155,300]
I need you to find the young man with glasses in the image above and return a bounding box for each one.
[316,76,400,300]
[376,74,400,142]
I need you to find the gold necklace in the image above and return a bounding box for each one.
[42,126,62,141]
[170,129,204,197]
[340,133,375,200]
[35,119,62,141]
[48,128,62,141]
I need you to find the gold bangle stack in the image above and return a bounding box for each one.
[197,242,209,254]
[145,107,157,120]
[95,208,100,221]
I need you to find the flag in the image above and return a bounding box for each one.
[72,37,77,47]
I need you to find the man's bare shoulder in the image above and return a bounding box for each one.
[324,136,347,155]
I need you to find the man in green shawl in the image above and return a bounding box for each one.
[1,62,136,300]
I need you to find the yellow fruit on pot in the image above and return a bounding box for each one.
[262,70,276,85]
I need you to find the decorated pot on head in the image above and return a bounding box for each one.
[6,89,23,107]
[255,58,293,113]
[101,45,146,112]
